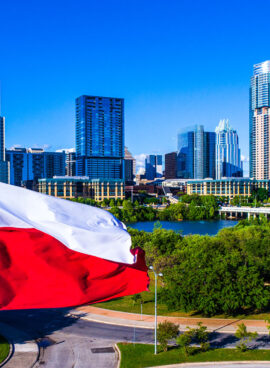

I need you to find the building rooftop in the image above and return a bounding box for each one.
[254,60,270,75]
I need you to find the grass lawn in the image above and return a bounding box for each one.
[0,335,9,364]
[118,343,270,368]
[94,273,270,320]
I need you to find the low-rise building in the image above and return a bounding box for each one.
[38,176,125,201]
[186,178,270,197]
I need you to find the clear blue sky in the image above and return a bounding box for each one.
[0,0,269,172]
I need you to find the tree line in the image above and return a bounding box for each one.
[129,218,270,316]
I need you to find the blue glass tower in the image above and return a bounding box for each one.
[0,116,9,184]
[75,95,124,179]
[177,126,215,179]
[145,155,163,180]
[204,131,216,179]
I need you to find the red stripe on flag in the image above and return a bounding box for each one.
[0,227,149,310]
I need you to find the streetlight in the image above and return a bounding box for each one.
[149,266,163,355]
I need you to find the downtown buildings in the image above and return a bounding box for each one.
[250,60,270,180]
[6,148,66,187]
[215,119,242,179]
[39,95,126,201]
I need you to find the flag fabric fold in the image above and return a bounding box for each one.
[0,183,149,310]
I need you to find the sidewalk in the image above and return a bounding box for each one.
[74,306,269,334]
[0,322,38,368]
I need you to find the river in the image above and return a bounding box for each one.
[128,219,238,236]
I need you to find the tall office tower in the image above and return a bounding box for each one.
[177,130,194,178]
[215,119,242,179]
[250,60,270,179]
[165,152,177,179]
[194,125,204,179]
[124,147,136,184]
[145,154,163,180]
[204,131,216,179]
[0,116,9,183]
[75,95,124,179]
[177,126,215,179]
[0,116,5,161]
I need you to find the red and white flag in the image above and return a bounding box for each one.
[0,183,149,310]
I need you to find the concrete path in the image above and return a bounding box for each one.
[0,322,38,368]
[75,306,270,334]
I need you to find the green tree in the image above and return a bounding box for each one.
[157,321,179,352]
[235,323,258,351]
[252,188,269,202]
[109,199,115,208]
[160,224,270,315]
[194,322,209,352]
[176,329,193,356]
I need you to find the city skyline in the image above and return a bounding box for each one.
[1,0,270,174]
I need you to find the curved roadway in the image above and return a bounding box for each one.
[0,308,270,368]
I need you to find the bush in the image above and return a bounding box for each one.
[176,329,193,356]
[235,323,258,351]
[157,321,179,352]
[176,323,209,356]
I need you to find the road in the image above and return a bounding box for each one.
[0,308,270,367]
[0,308,153,368]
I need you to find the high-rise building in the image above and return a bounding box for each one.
[56,148,76,176]
[124,147,136,184]
[204,131,216,179]
[177,126,215,179]
[215,119,243,179]
[6,148,65,186]
[75,95,124,179]
[250,60,270,179]
[0,116,5,161]
[145,154,163,180]
[194,125,205,179]
[165,152,177,179]
[0,116,9,184]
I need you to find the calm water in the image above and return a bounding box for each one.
[128,220,238,236]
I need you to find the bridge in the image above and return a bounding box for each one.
[219,206,270,219]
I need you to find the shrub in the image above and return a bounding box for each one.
[235,323,258,351]
[176,329,194,356]
[157,321,179,352]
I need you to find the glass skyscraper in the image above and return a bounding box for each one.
[145,155,163,180]
[177,126,215,179]
[216,119,243,179]
[250,60,270,179]
[75,95,124,179]
[0,116,5,161]
[0,116,9,184]
[215,119,242,179]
